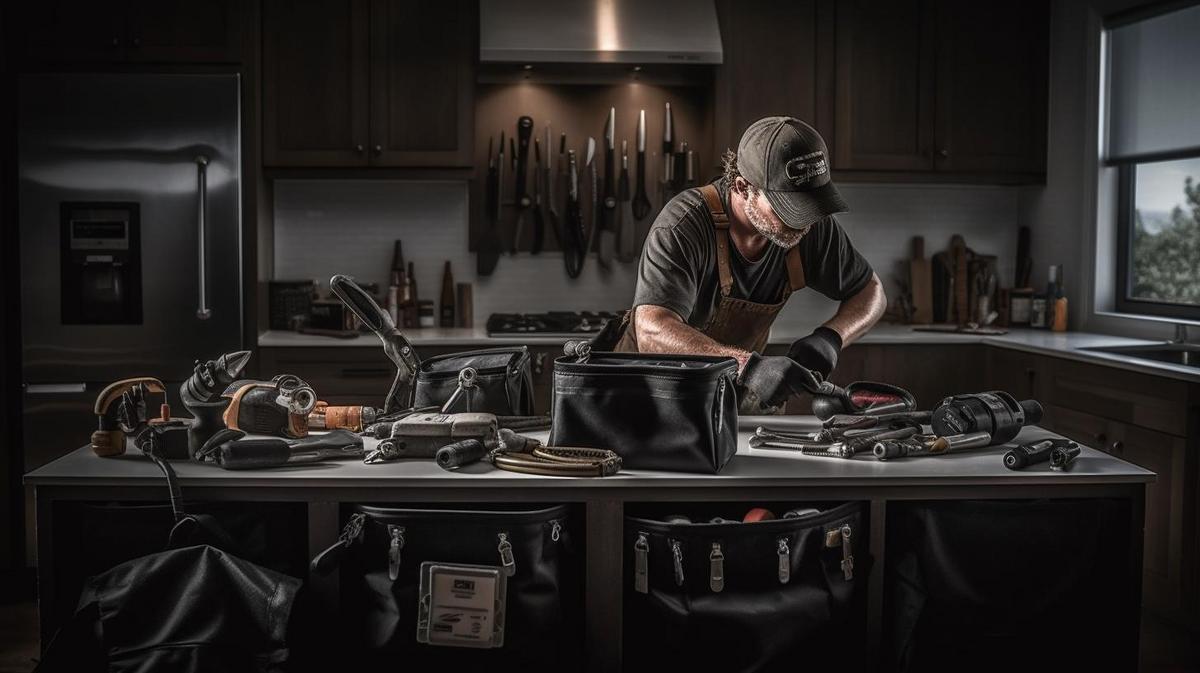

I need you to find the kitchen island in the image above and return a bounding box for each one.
[26,418,1153,672]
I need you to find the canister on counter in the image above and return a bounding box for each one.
[418,300,436,328]
[1009,288,1033,325]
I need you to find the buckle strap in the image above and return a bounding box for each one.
[700,184,735,296]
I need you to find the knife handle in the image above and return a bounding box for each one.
[514,116,533,202]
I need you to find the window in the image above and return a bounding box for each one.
[1105,2,1200,319]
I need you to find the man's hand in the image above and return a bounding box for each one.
[786,326,842,379]
[739,353,828,412]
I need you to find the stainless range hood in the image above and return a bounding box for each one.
[480,0,723,65]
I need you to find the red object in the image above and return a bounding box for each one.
[850,390,901,406]
[743,507,776,523]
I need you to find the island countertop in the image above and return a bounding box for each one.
[25,417,1154,491]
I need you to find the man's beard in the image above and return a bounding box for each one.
[744,189,805,249]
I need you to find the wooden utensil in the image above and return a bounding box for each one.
[909,236,932,324]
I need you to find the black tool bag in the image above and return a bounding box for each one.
[326,504,582,671]
[624,502,868,673]
[413,347,535,415]
[37,545,303,673]
[549,353,738,473]
[882,499,1136,672]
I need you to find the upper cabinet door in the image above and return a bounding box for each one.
[369,0,474,167]
[714,0,834,156]
[934,1,1048,175]
[833,0,936,171]
[20,0,131,62]
[263,0,370,167]
[124,0,244,63]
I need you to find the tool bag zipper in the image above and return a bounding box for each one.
[634,532,650,594]
[387,525,405,581]
[498,532,516,576]
[709,542,725,593]
[777,536,791,584]
[825,524,855,580]
[670,539,685,586]
[310,512,366,575]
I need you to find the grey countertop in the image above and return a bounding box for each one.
[258,324,1200,383]
[25,417,1153,490]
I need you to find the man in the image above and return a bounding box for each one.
[611,116,886,412]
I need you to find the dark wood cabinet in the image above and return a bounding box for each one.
[833,0,935,171]
[20,0,243,64]
[713,0,833,152]
[263,0,369,167]
[933,1,1048,174]
[369,0,474,166]
[830,0,1048,180]
[262,0,474,168]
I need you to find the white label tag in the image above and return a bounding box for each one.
[418,563,506,649]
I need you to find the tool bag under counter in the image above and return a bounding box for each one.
[549,352,739,473]
[623,502,869,673]
[882,498,1136,673]
[315,504,583,671]
[413,346,535,415]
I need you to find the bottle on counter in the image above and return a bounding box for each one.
[1048,264,1068,332]
[403,261,419,328]
[439,261,456,328]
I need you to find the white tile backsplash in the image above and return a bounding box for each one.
[273,179,1020,331]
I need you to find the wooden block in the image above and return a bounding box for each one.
[909,236,932,324]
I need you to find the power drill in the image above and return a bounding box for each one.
[930,391,1044,446]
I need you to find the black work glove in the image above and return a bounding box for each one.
[739,353,834,413]
[786,327,843,379]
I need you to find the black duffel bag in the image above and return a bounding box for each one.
[319,504,582,671]
[624,502,868,672]
[548,352,738,473]
[413,347,535,416]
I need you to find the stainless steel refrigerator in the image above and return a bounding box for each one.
[18,73,243,477]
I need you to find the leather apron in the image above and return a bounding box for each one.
[614,183,805,354]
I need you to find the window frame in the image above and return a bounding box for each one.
[1104,0,1200,320]
[1112,151,1200,321]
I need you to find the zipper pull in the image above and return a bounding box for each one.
[840,524,854,581]
[634,533,650,594]
[345,513,366,546]
[497,532,516,576]
[550,519,562,543]
[309,512,366,576]
[777,537,791,584]
[387,525,405,581]
[670,539,685,587]
[709,542,725,593]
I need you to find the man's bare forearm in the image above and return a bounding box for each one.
[823,273,886,345]
[632,304,754,370]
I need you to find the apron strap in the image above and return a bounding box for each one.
[699,184,735,296]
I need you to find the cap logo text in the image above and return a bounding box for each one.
[784,151,828,187]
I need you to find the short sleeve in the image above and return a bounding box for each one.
[632,225,705,321]
[798,215,874,301]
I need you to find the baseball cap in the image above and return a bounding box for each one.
[736,117,848,230]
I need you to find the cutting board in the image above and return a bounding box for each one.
[909,236,932,324]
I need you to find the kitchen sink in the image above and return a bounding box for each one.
[1080,343,1200,367]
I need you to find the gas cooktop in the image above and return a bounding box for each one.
[486,311,621,337]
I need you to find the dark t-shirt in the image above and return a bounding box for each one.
[633,177,873,329]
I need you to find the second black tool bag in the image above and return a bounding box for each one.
[624,502,868,673]
[412,347,535,416]
[549,352,738,473]
[317,504,582,671]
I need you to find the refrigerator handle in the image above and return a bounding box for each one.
[195,155,212,320]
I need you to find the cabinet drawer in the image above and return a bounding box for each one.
[1045,358,1187,436]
